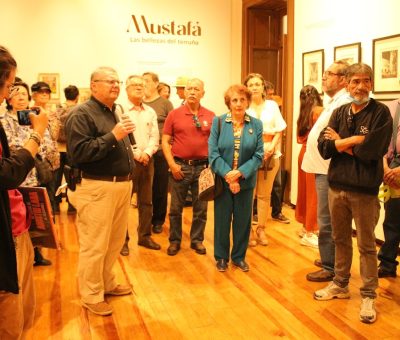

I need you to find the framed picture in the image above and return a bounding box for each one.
[38,73,60,100]
[302,49,324,94]
[373,34,400,94]
[334,42,361,64]
[78,88,91,103]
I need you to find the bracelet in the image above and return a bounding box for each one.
[29,131,42,146]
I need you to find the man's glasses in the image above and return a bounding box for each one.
[93,79,123,86]
[323,71,343,78]
[193,114,201,128]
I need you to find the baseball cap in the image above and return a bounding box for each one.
[174,76,189,88]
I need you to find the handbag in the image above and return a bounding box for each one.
[389,103,400,169]
[198,167,223,201]
[35,154,54,184]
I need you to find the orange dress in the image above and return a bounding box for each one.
[295,109,321,232]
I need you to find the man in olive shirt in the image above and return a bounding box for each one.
[143,72,174,234]
[66,67,135,316]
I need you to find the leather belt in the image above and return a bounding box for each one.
[174,157,208,166]
[82,172,132,182]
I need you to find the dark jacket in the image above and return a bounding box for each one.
[318,99,392,195]
[0,123,35,293]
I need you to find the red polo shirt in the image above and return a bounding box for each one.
[163,104,215,159]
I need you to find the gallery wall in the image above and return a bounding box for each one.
[292,0,400,238]
[1,0,242,113]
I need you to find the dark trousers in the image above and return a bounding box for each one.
[54,152,67,204]
[152,150,169,226]
[271,167,283,217]
[214,186,253,263]
[378,197,400,272]
[133,160,154,241]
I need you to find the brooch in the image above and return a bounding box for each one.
[249,128,253,134]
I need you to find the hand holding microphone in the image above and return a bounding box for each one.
[112,113,135,143]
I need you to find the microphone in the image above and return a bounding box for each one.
[121,113,136,146]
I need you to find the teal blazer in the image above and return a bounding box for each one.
[208,113,263,190]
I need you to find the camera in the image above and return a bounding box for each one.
[16,107,40,125]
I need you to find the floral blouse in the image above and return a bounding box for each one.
[0,111,60,187]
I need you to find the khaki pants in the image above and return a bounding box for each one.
[69,178,132,304]
[0,231,35,340]
[254,158,280,228]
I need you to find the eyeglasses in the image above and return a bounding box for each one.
[127,83,144,88]
[193,114,201,128]
[323,71,343,78]
[93,79,123,86]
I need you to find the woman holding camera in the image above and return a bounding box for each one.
[1,80,58,266]
[0,45,48,339]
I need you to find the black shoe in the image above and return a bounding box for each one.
[306,269,334,282]
[138,238,161,250]
[190,242,206,255]
[120,242,129,256]
[232,260,249,272]
[167,243,180,256]
[34,247,52,266]
[216,259,228,272]
[152,224,163,234]
[272,213,290,224]
[378,267,397,278]
[67,204,77,215]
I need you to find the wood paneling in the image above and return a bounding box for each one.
[26,201,400,339]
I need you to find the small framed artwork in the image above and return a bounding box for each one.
[78,88,91,103]
[302,49,324,94]
[334,42,361,64]
[373,34,400,94]
[38,73,60,100]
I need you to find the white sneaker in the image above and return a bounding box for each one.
[360,297,377,324]
[300,233,319,248]
[314,281,350,301]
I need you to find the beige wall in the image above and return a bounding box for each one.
[1,0,242,113]
[292,0,400,238]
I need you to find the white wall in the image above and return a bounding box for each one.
[292,0,400,238]
[1,0,242,113]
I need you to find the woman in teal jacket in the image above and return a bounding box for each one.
[208,84,263,272]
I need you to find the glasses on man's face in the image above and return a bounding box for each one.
[128,83,144,88]
[193,114,201,128]
[93,79,123,86]
[323,71,343,78]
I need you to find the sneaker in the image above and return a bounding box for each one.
[105,284,132,296]
[272,213,290,224]
[300,233,319,249]
[82,301,113,316]
[252,214,258,225]
[359,297,377,324]
[314,281,350,301]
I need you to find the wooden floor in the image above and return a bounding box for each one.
[26,199,400,340]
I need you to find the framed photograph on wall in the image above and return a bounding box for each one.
[373,34,400,94]
[302,49,324,94]
[38,73,60,100]
[334,42,361,64]
[78,88,91,103]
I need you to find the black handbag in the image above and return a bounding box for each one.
[35,154,53,184]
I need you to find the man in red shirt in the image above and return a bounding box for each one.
[162,78,215,256]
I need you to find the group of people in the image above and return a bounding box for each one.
[1,42,399,339]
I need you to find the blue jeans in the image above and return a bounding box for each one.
[378,197,400,272]
[168,162,208,244]
[315,174,335,273]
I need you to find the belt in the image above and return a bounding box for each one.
[82,172,132,182]
[174,157,208,166]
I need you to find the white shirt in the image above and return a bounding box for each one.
[301,88,350,174]
[247,100,287,158]
[126,103,159,160]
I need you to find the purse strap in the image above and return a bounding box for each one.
[392,102,400,155]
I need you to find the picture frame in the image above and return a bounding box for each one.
[372,34,400,94]
[78,88,91,103]
[334,42,361,64]
[302,49,324,94]
[37,73,60,100]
